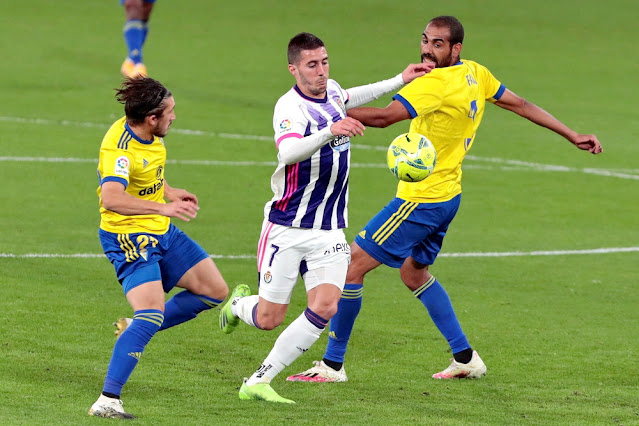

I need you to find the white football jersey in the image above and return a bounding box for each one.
[266,79,351,230]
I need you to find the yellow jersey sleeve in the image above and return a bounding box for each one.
[475,62,506,102]
[393,73,446,118]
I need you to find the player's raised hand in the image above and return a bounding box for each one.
[176,189,199,205]
[160,200,200,221]
[331,117,365,138]
[401,63,435,84]
[572,134,603,154]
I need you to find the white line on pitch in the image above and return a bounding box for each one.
[1,246,637,259]
[1,115,635,179]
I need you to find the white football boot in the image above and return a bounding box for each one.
[286,360,348,382]
[432,350,487,379]
[88,394,135,419]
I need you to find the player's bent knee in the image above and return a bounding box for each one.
[255,308,286,330]
[256,316,284,331]
[308,299,339,320]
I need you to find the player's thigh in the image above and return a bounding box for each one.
[302,229,350,317]
[158,225,211,293]
[125,280,165,311]
[345,241,382,283]
[257,223,306,305]
[176,257,228,301]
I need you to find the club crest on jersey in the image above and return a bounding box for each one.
[264,270,272,283]
[330,135,350,152]
[156,165,164,180]
[114,156,130,176]
[279,119,292,132]
[333,96,345,112]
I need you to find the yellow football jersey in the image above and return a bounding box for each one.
[97,116,169,234]
[392,60,505,202]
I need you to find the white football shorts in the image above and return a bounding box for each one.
[256,221,351,304]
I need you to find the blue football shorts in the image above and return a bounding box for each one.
[354,194,461,268]
[99,224,209,294]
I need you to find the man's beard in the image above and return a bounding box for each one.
[421,52,453,68]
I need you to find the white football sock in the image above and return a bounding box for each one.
[246,311,325,385]
[232,295,260,328]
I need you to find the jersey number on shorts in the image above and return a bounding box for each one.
[136,235,159,261]
[268,244,280,267]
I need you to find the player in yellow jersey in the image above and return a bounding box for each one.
[89,77,229,419]
[288,15,602,383]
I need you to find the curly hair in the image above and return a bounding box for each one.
[115,77,172,124]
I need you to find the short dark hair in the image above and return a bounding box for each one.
[287,32,325,65]
[115,77,172,124]
[429,15,464,45]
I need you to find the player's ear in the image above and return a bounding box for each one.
[452,42,462,58]
[288,63,296,76]
[146,114,158,126]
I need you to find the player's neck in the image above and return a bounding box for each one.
[295,84,326,100]
[127,121,153,141]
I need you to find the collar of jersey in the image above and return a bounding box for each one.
[293,85,328,103]
[124,122,155,145]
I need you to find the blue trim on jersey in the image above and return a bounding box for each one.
[102,175,128,188]
[392,94,417,118]
[294,85,328,103]
[124,122,154,145]
[454,61,463,65]
[493,84,506,100]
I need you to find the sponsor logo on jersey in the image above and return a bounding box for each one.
[114,156,130,176]
[329,135,350,152]
[138,179,164,196]
[279,119,292,132]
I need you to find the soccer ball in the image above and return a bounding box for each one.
[386,132,436,182]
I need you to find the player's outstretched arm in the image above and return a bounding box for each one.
[277,118,365,165]
[347,99,411,128]
[495,89,603,154]
[345,63,433,110]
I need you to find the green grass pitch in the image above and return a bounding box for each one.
[1,0,638,424]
